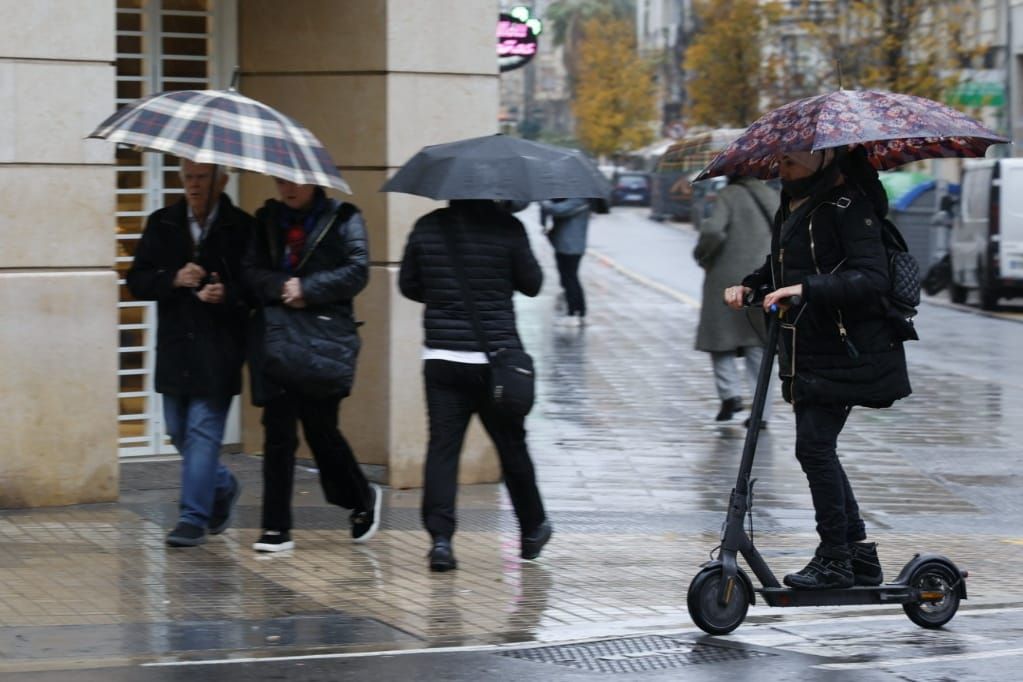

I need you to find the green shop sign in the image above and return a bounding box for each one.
[945,81,1005,108]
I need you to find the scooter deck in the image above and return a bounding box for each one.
[758,584,917,607]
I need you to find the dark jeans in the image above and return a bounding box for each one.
[261,392,371,532]
[555,252,586,316]
[794,402,866,552]
[422,360,546,540]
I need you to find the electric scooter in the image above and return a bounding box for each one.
[686,297,967,636]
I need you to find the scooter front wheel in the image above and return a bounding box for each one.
[902,560,961,629]
[687,566,750,635]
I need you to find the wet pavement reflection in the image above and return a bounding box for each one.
[1,209,1023,675]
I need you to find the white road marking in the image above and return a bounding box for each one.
[142,605,1023,668]
[815,647,1023,670]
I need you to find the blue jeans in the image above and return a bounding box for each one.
[163,394,235,528]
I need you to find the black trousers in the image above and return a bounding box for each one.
[794,402,866,551]
[261,392,371,532]
[555,252,586,316]
[422,360,546,540]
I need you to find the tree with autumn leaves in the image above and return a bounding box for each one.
[683,0,986,130]
[683,1,782,128]
[798,0,984,100]
[572,15,657,156]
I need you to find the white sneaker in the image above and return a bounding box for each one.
[253,530,294,552]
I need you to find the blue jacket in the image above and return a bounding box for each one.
[540,198,590,255]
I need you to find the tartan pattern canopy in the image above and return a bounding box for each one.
[89,89,350,192]
[656,128,745,173]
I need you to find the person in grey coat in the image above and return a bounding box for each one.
[693,176,778,425]
[539,197,591,326]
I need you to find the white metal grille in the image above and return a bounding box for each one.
[114,0,235,456]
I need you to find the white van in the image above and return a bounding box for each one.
[949,158,1023,308]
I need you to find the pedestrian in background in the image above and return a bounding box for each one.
[539,197,591,326]
[127,160,251,547]
[243,179,380,553]
[399,199,552,572]
[693,175,778,426]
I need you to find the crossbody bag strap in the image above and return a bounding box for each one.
[440,218,493,358]
[738,182,775,229]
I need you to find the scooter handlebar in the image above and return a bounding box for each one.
[768,294,802,313]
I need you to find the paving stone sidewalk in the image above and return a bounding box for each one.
[1,218,1022,672]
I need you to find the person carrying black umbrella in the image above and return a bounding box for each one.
[723,146,911,590]
[398,199,552,572]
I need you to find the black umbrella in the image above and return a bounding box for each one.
[380,134,611,201]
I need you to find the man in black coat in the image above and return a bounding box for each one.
[127,160,253,547]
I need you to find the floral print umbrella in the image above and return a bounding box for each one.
[695,89,1009,181]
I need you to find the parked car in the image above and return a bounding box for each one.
[949,158,1023,309]
[690,176,728,229]
[610,171,652,206]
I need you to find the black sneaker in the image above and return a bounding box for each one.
[253,530,294,553]
[851,542,884,586]
[166,522,206,548]
[716,397,743,421]
[351,483,382,544]
[783,549,854,590]
[429,538,457,572]
[208,477,242,535]
[743,418,769,430]
[521,519,553,560]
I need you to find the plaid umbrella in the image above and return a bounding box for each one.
[380,134,611,201]
[89,89,350,192]
[656,128,745,173]
[696,89,1009,181]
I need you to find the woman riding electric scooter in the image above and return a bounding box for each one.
[723,146,912,590]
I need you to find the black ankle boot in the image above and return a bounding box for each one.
[715,397,743,421]
[428,538,457,572]
[784,546,854,590]
[850,542,884,586]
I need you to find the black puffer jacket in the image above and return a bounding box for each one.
[126,195,253,397]
[743,185,911,408]
[398,201,542,352]
[244,197,368,405]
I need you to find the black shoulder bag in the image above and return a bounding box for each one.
[262,203,362,398]
[441,224,535,418]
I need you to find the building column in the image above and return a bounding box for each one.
[238,0,502,488]
[0,0,119,507]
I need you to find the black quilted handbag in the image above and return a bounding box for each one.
[263,305,361,398]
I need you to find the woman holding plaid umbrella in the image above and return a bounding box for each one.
[243,179,381,553]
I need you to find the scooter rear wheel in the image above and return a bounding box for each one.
[687,566,750,635]
[902,561,961,629]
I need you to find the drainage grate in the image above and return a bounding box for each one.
[497,635,773,674]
